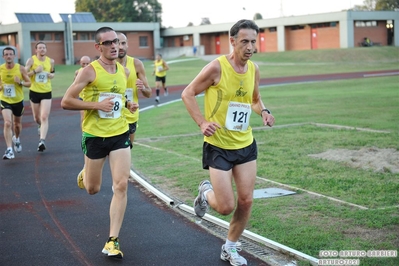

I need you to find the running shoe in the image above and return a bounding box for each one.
[12,136,22,153]
[164,87,168,96]
[193,180,212,217]
[37,140,46,152]
[102,237,123,258]
[77,168,85,189]
[3,149,15,160]
[155,96,160,103]
[220,244,247,266]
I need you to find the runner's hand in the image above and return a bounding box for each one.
[200,121,221,137]
[128,101,139,114]
[98,96,115,112]
[263,113,275,127]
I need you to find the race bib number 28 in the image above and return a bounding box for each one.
[225,101,251,131]
[98,92,123,119]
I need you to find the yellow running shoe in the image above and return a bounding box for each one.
[77,169,85,189]
[102,237,123,258]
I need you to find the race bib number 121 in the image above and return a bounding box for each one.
[225,101,251,131]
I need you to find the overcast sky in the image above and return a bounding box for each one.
[0,0,365,27]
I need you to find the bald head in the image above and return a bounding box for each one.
[117,32,128,59]
[80,56,91,68]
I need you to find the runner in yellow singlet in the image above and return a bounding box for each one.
[116,32,151,147]
[25,41,55,152]
[0,47,31,159]
[181,19,275,266]
[61,27,138,260]
[152,53,169,103]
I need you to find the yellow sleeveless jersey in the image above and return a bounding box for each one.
[123,56,139,124]
[29,55,52,93]
[154,59,166,77]
[204,56,255,149]
[0,63,24,103]
[81,60,128,137]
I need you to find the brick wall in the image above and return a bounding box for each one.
[264,31,278,52]
[316,27,340,49]
[285,26,312,51]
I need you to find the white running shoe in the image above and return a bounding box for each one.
[193,180,212,217]
[37,140,46,152]
[164,88,168,96]
[12,136,22,153]
[220,244,247,266]
[3,149,15,160]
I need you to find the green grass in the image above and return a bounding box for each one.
[129,47,399,266]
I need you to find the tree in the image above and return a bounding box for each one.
[354,0,377,10]
[253,13,263,20]
[75,0,162,23]
[375,0,399,10]
[200,18,211,25]
[356,0,399,10]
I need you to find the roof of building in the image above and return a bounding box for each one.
[59,13,97,23]
[15,13,54,23]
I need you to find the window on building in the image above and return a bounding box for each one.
[30,33,36,41]
[355,21,378,27]
[290,25,305,30]
[268,27,277,32]
[80,33,89,41]
[54,33,62,41]
[311,22,337,28]
[38,33,52,41]
[139,36,148,47]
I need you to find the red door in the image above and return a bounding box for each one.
[311,29,318,50]
[215,36,221,54]
[259,32,266,53]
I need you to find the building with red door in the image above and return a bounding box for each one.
[0,10,397,64]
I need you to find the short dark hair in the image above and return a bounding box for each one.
[3,46,15,56]
[95,27,115,43]
[230,19,259,37]
[35,41,46,49]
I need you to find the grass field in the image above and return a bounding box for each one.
[28,46,399,265]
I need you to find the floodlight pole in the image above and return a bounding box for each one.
[68,14,74,65]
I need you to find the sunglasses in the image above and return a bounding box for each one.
[97,38,119,46]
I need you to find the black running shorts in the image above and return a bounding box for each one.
[202,139,258,171]
[128,122,137,134]
[29,91,52,103]
[82,131,130,159]
[0,100,24,117]
[155,76,166,83]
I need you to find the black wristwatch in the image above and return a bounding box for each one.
[261,108,271,116]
